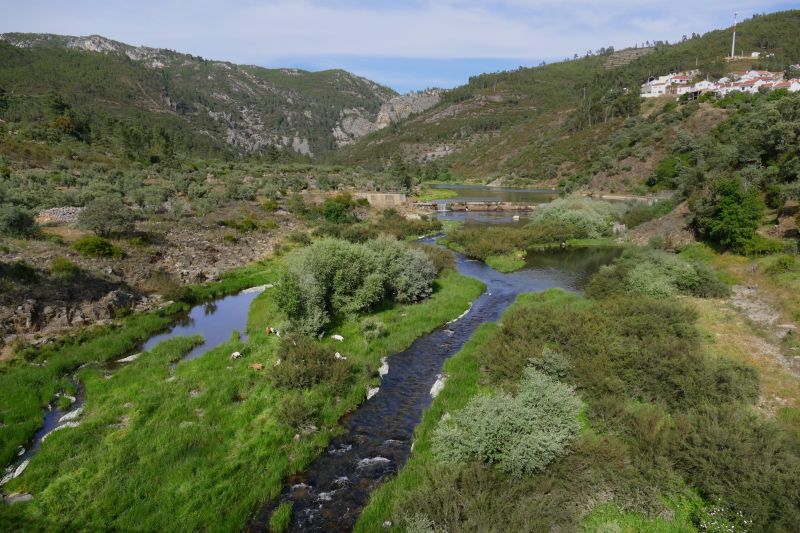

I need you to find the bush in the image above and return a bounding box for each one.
[738,234,784,256]
[274,238,436,334]
[49,257,81,279]
[432,367,583,477]
[287,230,311,245]
[528,198,623,240]
[270,334,351,391]
[764,254,799,275]
[361,317,387,341]
[621,199,676,229]
[78,196,137,237]
[0,205,36,237]
[414,243,456,273]
[586,249,728,299]
[320,192,358,223]
[72,236,122,258]
[275,391,321,430]
[677,405,800,532]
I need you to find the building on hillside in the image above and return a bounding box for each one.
[641,69,799,98]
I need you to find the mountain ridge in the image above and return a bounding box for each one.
[0,32,442,160]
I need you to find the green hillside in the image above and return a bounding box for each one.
[0,33,396,164]
[336,10,800,187]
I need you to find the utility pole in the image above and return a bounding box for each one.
[731,12,738,58]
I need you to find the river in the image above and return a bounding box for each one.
[248,240,620,532]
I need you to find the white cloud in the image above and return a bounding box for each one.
[0,0,791,64]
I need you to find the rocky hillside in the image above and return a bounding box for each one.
[0,33,401,159]
[337,10,800,190]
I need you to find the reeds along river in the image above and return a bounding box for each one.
[248,239,620,532]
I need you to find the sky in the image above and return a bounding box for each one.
[1,1,797,92]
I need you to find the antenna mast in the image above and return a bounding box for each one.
[731,12,738,58]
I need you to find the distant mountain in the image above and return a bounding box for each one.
[0,33,406,159]
[336,10,800,188]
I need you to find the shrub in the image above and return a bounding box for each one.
[677,405,800,532]
[78,196,137,237]
[528,198,623,240]
[72,236,122,258]
[369,237,437,303]
[586,249,728,299]
[738,234,784,256]
[432,367,583,477]
[0,205,36,237]
[275,391,321,430]
[361,317,387,341]
[320,192,357,223]
[764,254,799,276]
[621,199,676,229]
[275,238,436,334]
[49,257,80,279]
[261,199,279,212]
[287,230,311,245]
[270,334,351,391]
[414,243,456,273]
[530,347,569,379]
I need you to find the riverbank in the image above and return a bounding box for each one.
[0,260,280,470]
[354,255,800,531]
[0,262,483,530]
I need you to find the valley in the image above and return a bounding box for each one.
[1,7,800,533]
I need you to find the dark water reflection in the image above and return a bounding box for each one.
[249,240,620,532]
[431,184,559,204]
[141,287,264,361]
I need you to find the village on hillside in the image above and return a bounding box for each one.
[641,66,800,98]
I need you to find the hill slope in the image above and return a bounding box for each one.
[0,33,398,160]
[337,10,800,188]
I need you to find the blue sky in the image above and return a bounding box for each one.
[1,1,797,92]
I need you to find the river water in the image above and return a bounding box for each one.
[1,286,266,487]
[248,240,620,532]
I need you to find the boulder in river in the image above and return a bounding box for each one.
[367,387,380,400]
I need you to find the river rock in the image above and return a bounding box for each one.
[116,353,141,363]
[4,492,33,505]
[42,422,80,442]
[430,374,447,398]
[378,357,389,378]
[59,406,84,423]
[367,387,380,400]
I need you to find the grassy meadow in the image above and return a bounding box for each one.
[0,258,483,530]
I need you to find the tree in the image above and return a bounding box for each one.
[78,196,137,237]
[0,205,36,236]
[691,177,765,252]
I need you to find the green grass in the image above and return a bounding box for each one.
[413,188,458,202]
[269,502,292,532]
[485,251,526,272]
[0,268,483,531]
[582,500,699,533]
[0,260,279,469]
